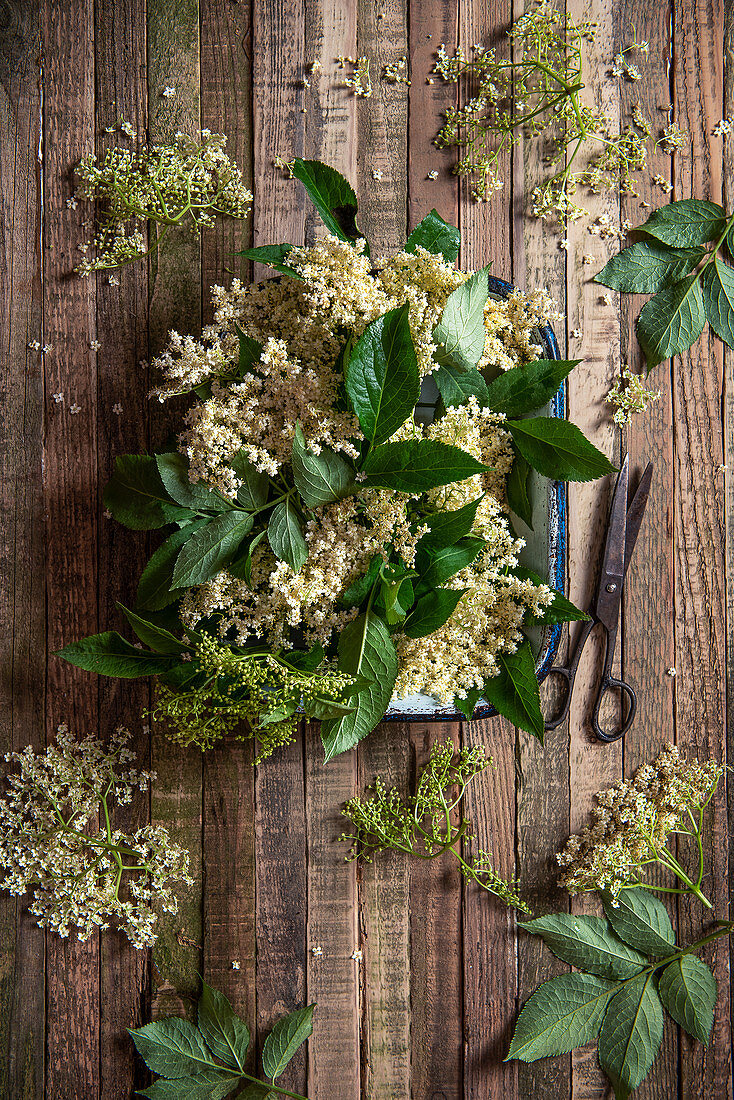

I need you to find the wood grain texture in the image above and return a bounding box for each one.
[42,0,100,1096]
[199,0,257,1051]
[146,0,205,1021]
[0,3,45,1097]
[673,1,731,1096]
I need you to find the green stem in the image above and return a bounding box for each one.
[238,1073,309,1100]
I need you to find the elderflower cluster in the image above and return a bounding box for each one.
[606,367,661,425]
[74,132,252,274]
[338,55,372,97]
[0,726,192,948]
[556,745,724,901]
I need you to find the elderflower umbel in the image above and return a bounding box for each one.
[339,55,372,97]
[0,726,192,947]
[606,366,660,425]
[74,132,252,274]
[658,122,688,152]
[557,745,723,906]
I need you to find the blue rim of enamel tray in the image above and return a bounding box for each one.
[384,272,567,723]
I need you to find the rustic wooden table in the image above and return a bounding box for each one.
[2,0,733,1096]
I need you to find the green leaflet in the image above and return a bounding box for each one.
[506,417,615,482]
[481,638,544,740]
[230,450,270,511]
[506,972,614,1061]
[172,511,254,588]
[116,603,186,655]
[103,454,194,531]
[483,358,577,417]
[402,587,467,638]
[519,914,647,980]
[597,973,664,1100]
[453,687,483,720]
[434,362,491,408]
[506,447,533,529]
[602,890,676,958]
[261,1005,315,1080]
[138,1072,236,1099]
[404,209,461,263]
[235,243,301,278]
[433,266,492,371]
[360,438,488,493]
[155,453,229,513]
[320,611,398,761]
[418,496,483,551]
[267,499,308,572]
[636,273,707,368]
[198,981,250,1072]
[416,536,485,587]
[235,329,265,377]
[594,241,705,294]
[291,424,354,506]
[129,1018,221,1079]
[637,198,727,248]
[56,631,177,679]
[291,158,366,251]
[345,304,420,444]
[136,520,208,611]
[338,554,382,610]
[657,955,716,1045]
[701,256,734,349]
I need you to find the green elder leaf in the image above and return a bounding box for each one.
[506,418,615,482]
[261,1004,315,1081]
[701,255,734,350]
[506,972,614,1062]
[453,686,483,720]
[136,520,208,611]
[236,243,301,278]
[321,612,398,761]
[172,511,254,588]
[230,450,270,512]
[404,209,460,263]
[482,638,544,740]
[291,159,366,251]
[361,439,488,493]
[198,980,250,1073]
[137,1072,236,1100]
[103,454,192,531]
[483,359,577,417]
[235,329,265,377]
[402,587,467,638]
[155,453,228,513]
[56,631,176,679]
[338,554,381,610]
[434,362,491,408]
[267,499,308,572]
[594,241,705,293]
[636,274,707,368]
[418,496,483,551]
[598,973,664,1100]
[602,889,676,957]
[345,304,420,444]
[637,198,726,247]
[658,954,717,1045]
[512,566,590,626]
[116,604,185,655]
[520,914,647,980]
[416,536,485,588]
[506,447,533,529]
[292,424,354,506]
[128,1018,221,1079]
[433,265,491,371]
[234,1086,276,1100]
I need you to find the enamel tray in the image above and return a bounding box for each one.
[385,273,567,722]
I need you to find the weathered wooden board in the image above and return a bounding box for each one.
[1,0,732,1096]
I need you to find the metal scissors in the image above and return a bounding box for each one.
[544,454,653,742]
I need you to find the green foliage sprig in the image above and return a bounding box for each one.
[341,739,530,911]
[129,980,314,1099]
[507,889,730,1099]
[595,198,734,368]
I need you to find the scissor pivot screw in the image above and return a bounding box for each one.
[606,582,617,593]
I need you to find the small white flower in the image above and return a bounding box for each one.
[231,960,241,970]
[41,344,52,354]
[103,508,112,519]
[350,948,363,961]
[427,170,439,180]
[311,945,323,957]
[372,169,383,181]
[112,402,123,415]
[89,339,101,351]
[27,340,41,351]
[570,328,582,339]
[66,196,78,210]
[52,392,64,404]
[162,86,176,98]
[666,667,676,677]
[108,275,119,286]
[69,403,81,415]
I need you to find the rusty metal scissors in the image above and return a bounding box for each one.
[544,454,653,743]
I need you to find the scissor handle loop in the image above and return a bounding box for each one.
[592,675,637,743]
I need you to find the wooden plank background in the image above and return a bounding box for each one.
[0,0,732,1095]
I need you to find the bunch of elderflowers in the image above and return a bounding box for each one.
[432,2,654,221]
[0,725,192,947]
[74,130,252,274]
[606,366,661,425]
[556,745,724,908]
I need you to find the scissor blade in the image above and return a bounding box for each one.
[623,462,653,578]
[601,454,629,582]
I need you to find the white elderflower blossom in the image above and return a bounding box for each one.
[606,366,660,425]
[0,726,192,948]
